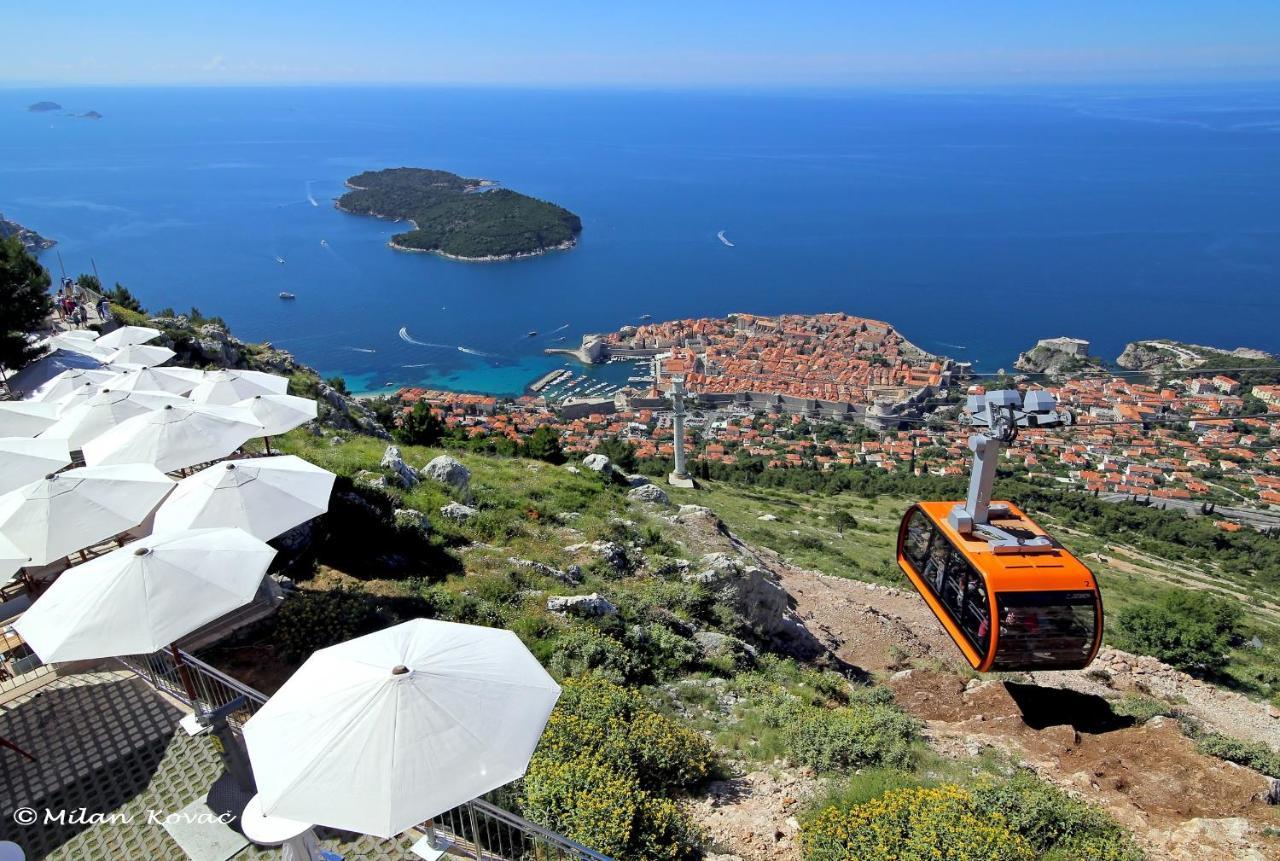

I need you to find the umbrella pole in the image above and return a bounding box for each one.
[170,643,199,703]
[264,435,273,455]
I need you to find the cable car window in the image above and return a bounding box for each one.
[902,508,935,570]
[991,591,1097,671]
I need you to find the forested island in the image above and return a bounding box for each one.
[337,167,581,261]
[27,101,61,112]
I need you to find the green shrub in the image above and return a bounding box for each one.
[802,785,1034,861]
[1195,732,1280,777]
[970,771,1144,860]
[547,626,642,684]
[521,676,711,860]
[1111,693,1183,723]
[271,588,384,662]
[762,691,919,772]
[1114,589,1241,672]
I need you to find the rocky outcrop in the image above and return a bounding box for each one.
[684,553,820,659]
[440,501,477,521]
[424,455,472,500]
[565,540,629,573]
[509,557,582,585]
[547,593,618,617]
[1013,336,1101,377]
[582,453,618,479]
[393,508,430,533]
[0,214,56,253]
[628,483,671,506]
[380,445,419,488]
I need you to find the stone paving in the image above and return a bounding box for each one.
[0,672,420,860]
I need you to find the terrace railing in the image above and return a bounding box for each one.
[115,647,611,861]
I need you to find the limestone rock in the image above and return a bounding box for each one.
[625,473,652,487]
[509,557,582,585]
[628,483,671,505]
[393,508,430,533]
[757,513,779,521]
[694,631,758,668]
[440,501,478,521]
[582,453,614,475]
[684,553,821,659]
[380,445,419,488]
[547,593,618,617]
[424,455,472,500]
[565,540,629,572]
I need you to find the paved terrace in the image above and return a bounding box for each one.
[0,659,604,861]
[0,671,419,860]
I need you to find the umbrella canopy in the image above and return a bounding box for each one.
[46,334,115,362]
[235,394,318,437]
[244,619,561,839]
[154,455,334,541]
[8,352,108,399]
[103,365,204,395]
[0,401,63,437]
[14,527,276,662]
[95,325,162,350]
[40,389,188,450]
[0,533,31,583]
[0,438,72,495]
[58,330,100,342]
[0,464,174,566]
[23,368,116,403]
[82,403,262,473]
[189,369,288,406]
[106,343,177,368]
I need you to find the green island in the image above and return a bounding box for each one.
[337,167,582,261]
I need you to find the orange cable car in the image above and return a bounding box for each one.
[897,500,1103,672]
[896,387,1103,672]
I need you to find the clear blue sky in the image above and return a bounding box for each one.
[4,1,1279,87]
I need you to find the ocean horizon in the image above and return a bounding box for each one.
[3,84,1279,395]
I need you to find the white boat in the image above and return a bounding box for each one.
[278,292,296,300]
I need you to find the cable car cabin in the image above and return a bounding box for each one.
[897,501,1103,672]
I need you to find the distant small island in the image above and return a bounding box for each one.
[27,101,61,113]
[337,167,581,261]
[80,110,103,120]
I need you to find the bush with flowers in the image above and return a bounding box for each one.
[520,675,712,860]
[802,785,1035,861]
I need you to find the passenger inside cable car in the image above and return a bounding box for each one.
[898,503,1102,672]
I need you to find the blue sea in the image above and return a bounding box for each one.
[2,85,1279,395]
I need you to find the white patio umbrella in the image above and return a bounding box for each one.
[58,330,99,342]
[0,401,63,437]
[47,334,115,362]
[106,343,177,368]
[0,437,72,495]
[189,369,288,406]
[235,394,318,450]
[0,463,174,566]
[153,456,335,541]
[244,619,561,839]
[39,389,188,451]
[95,325,162,350]
[103,365,203,396]
[0,533,31,583]
[24,368,115,403]
[14,527,276,663]
[82,403,263,473]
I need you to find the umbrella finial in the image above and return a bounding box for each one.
[391,665,410,676]
[225,462,237,470]
[133,547,153,557]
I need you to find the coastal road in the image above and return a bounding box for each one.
[1097,492,1280,531]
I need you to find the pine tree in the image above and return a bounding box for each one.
[0,236,52,372]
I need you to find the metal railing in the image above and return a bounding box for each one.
[115,648,611,861]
